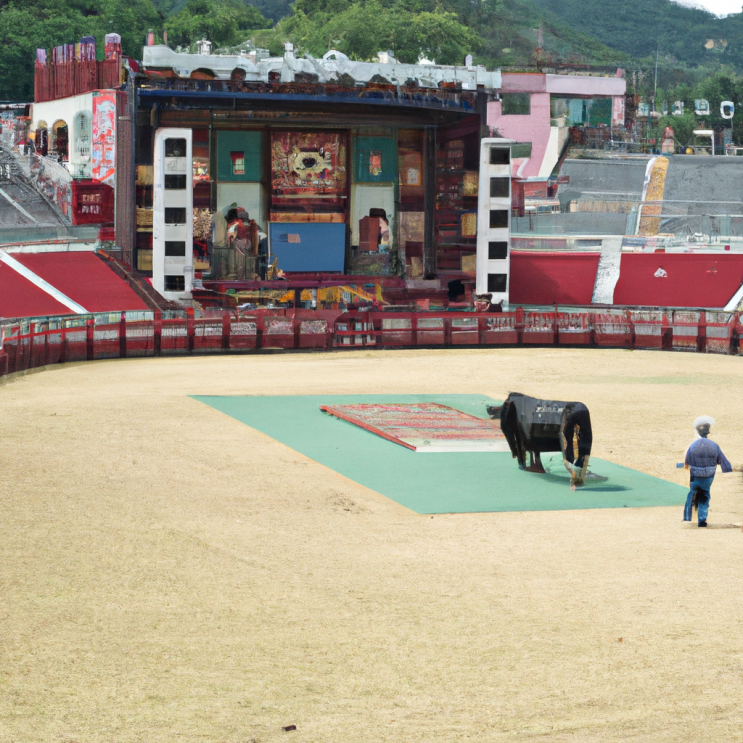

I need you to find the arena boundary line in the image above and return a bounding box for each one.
[0,306,741,379]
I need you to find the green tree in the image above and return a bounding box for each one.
[279,0,479,64]
[0,0,162,101]
[655,113,698,148]
[164,0,270,48]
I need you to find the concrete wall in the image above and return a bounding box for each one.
[31,92,92,177]
[545,74,625,97]
[500,73,547,93]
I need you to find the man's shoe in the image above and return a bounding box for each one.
[698,520,707,527]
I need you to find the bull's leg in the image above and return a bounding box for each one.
[525,450,546,473]
[571,454,590,489]
[559,431,574,476]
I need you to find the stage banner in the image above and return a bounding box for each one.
[92,91,116,186]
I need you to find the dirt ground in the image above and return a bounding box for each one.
[2,347,743,743]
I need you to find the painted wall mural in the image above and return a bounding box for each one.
[92,91,116,186]
[270,131,347,210]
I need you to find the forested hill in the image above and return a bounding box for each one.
[531,0,743,69]
[3,0,743,102]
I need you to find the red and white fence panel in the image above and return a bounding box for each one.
[483,314,518,345]
[521,311,556,345]
[593,311,633,347]
[702,311,735,355]
[671,310,700,352]
[629,310,667,349]
[557,312,593,345]
[229,318,258,350]
[3,306,743,381]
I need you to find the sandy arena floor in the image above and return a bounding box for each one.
[2,347,743,742]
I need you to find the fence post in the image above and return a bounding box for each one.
[220,311,230,351]
[29,322,37,368]
[60,325,67,364]
[154,311,162,357]
[293,312,301,349]
[412,313,418,347]
[697,312,707,354]
[119,312,127,358]
[627,310,635,349]
[515,307,524,345]
[86,318,95,361]
[553,304,559,346]
[255,316,263,350]
[187,307,195,353]
[443,316,452,347]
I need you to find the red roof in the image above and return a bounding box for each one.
[613,253,743,308]
[0,262,73,319]
[12,252,149,314]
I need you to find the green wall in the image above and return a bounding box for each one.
[217,130,264,182]
[353,135,397,184]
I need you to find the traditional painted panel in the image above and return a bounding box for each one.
[91,91,116,186]
[270,131,347,208]
[354,135,397,183]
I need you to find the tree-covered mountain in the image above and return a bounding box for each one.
[532,0,743,67]
[6,0,743,102]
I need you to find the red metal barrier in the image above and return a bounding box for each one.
[160,318,189,354]
[702,311,735,355]
[593,311,633,348]
[482,314,518,345]
[229,316,258,350]
[2,307,743,383]
[451,317,479,345]
[298,318,329,348]
[628,310,667,349]
[671,310,701,352]
[93,318,121,359]
[522,311,556,345]
[193,317,224,352]
[557,311,593,345]
[262,315,296,349]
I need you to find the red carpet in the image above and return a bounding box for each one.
[613,253,743,308]
[13,252,149,314]
[321,402,509,452]
[0,262,72,319]
[510,251,600,306]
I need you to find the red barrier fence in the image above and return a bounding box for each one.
[34,59,121,103]
[1,307,741,380]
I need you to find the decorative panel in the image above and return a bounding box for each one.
[217,130,263,182]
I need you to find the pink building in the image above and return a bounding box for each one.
[488,72,626,181]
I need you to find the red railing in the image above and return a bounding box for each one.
[1,307,741,379]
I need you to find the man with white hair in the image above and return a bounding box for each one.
[683,416,732,527]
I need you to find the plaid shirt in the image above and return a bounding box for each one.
[685,438,732,478]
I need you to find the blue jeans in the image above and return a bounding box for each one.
[684,475,714,524]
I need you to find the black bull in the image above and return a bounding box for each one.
[487,393,593,475]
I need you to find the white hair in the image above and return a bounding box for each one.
[694,415,715,436]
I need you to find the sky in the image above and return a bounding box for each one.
[674,0,742,15]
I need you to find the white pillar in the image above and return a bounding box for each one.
[476,138,514,307]
[153,127,193,301]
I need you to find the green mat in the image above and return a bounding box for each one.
[193,394,687,514]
